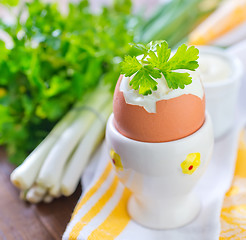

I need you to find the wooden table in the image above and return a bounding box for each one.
[0,149,81,240]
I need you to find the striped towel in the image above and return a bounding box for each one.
[63,144,131,240]
[220,129,246,239]
[63,122,244,240]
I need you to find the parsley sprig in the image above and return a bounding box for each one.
[120,41,199,95]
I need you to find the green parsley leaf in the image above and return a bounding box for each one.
[120,56,141,77]
[147,41,170,68]
[121,40,199,95]
[165,72,192,89]
[166,44,199,71]
[129,66,159,95]
[128,40,166,58]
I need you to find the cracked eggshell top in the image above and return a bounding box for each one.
[113,75,205,142]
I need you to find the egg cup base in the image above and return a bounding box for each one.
[127,194,200,229]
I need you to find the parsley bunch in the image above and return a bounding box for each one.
[120,41,199,95]
[0,0,134,164]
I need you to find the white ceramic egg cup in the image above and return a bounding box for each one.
[106,113,214,229]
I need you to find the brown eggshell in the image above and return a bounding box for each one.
[113,75,205,142]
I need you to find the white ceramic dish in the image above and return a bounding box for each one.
[106,112,214,229]
[198,46,243,139]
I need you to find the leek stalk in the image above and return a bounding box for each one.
[61,101,113,196]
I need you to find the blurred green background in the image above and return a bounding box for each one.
[0,0,231,164]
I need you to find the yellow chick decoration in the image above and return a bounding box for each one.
[181,153,201,175]
[110,149,123,171]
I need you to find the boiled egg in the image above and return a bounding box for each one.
[113,71,205,143]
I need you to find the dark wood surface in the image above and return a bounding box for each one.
[0,149,81,240]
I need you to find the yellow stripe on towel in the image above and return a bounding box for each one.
[70,175,119,239]
[88,188,131,240]
[220,130,246,239]
[71,162,113,220]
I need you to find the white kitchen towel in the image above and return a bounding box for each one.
[63,46,246,240]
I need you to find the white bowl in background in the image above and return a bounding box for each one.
[198,46,243,139]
